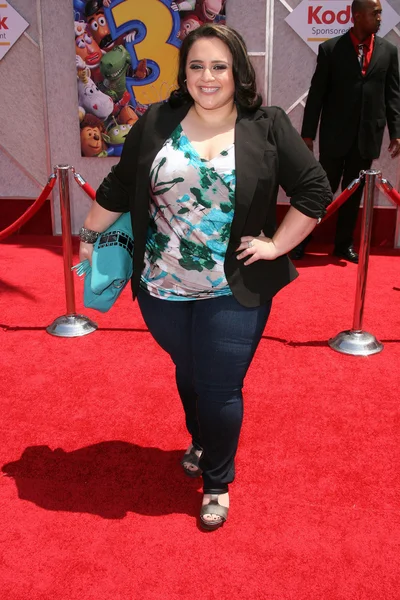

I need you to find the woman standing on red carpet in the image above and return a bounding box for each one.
[78,24,332,530]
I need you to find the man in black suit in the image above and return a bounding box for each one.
[293,0,400,263]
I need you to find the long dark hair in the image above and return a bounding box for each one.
[169,24,262,111]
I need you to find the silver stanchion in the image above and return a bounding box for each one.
[329,169,383,356]
[46,165,97,337]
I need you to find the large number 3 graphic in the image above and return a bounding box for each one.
[105,0,181,107]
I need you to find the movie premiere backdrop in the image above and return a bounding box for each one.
[73,0,227,158]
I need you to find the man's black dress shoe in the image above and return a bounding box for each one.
[333,246,359,264]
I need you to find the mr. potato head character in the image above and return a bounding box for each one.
[85,0,115,53]
[87,0,138,49]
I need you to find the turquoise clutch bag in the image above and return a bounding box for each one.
[72,212,133,313]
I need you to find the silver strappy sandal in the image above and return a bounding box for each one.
[200,494,229,531]
[180,446,203,478]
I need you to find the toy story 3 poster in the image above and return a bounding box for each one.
[73,0,227,158]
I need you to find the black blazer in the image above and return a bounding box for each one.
[97,101,332,307]
[301,32,400,159]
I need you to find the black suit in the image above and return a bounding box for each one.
[97,100,331,306]
[301,31,400,249]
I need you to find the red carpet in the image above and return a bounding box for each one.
[1,236,400,600]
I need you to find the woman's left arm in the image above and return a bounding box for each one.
[237,107,332,265]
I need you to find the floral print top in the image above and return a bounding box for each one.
[140,124,236,300]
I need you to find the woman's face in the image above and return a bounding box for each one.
[185,37,235,111]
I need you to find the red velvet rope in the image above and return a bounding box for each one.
[5,169,396,243]
[72,171,96,201]
[322,178,361,222]
[0,175,57,242]
[378,179,400,208]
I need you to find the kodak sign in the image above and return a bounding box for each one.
[307,5,352,25]
[0,1,29,61]
[285,0,400,54]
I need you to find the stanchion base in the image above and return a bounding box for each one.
[46,314,98,338]
[328,330,383,356]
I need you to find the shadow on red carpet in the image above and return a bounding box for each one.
[2,442,201,520]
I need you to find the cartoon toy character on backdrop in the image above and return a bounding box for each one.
[179,14,202,39]
[75,21,104,83]
[171,0,196,13]
[99,45,151,103]
[85,0,116,52]
[172,0,225,23]
[118,105,139,126]
[73,0,87,21]
[99,45,132,102]
[80,114,109,157]
[84,0,139,53]
[104,120,133,156]
[194,0,226,24]
[77,55,133,129]
[76,56,114,120]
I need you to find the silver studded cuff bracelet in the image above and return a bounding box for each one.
[79,227,100,244]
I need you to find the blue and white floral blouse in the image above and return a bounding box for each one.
[140,124,236,300]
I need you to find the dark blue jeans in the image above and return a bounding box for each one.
[137,290,272,493]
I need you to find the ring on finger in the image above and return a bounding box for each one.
[247,240,254,249]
